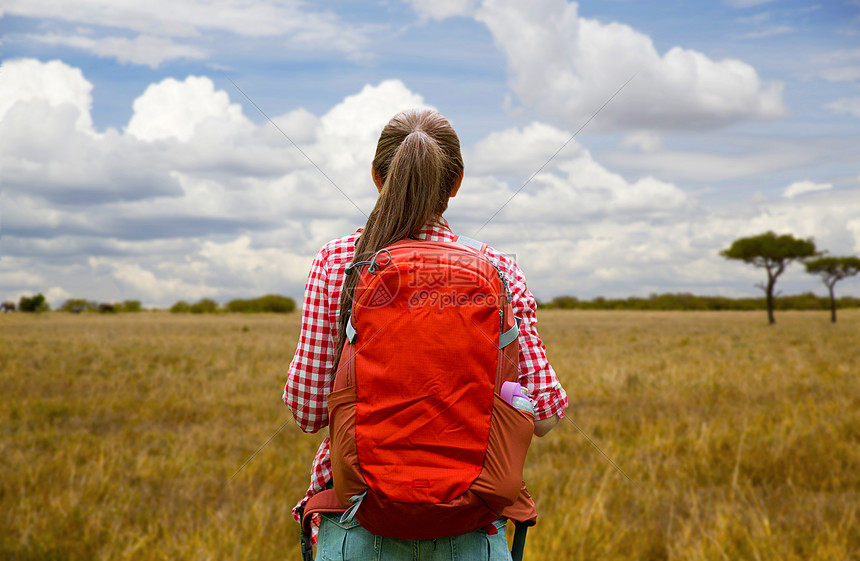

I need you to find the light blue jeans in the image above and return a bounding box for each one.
[317,515,512,561]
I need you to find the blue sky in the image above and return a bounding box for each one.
[1,0,859,307]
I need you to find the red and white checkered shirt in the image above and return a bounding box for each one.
[283,216,568,537]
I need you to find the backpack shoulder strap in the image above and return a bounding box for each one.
[454,235,520,350]
[454,235,487,253]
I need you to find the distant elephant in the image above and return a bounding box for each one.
[98,303,115,313]
[1,302,15,313]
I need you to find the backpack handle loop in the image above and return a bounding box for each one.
[346,248,392,276]
[367,249,392,275]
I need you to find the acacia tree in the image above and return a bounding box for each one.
[805,256,860,323]
[720,231,816,324]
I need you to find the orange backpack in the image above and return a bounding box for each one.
[324,236,537,539]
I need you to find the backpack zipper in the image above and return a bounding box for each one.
[351,243,504,328]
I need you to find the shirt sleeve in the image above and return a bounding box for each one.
[283,247,336,433]
[502,259,569,421]
[291,437,332,542]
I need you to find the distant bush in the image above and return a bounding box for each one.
[168,296,296,314]
[61,298,98,313]
[773,292,827,311]
[190,298,219,314]
[19,294,50,313]
[226,295,296,314]
[538,292,860,312]
[171,299,221,314]
[547,295,579,309]
[170,301,192,314]
[59,298,143,313]
[116,300,143,313]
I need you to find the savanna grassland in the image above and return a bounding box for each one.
[1,310,858,560]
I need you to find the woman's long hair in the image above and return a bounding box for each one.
[332,109,464,370]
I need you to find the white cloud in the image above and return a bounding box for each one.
[825,97,860,117]
[813,49,860,82]
[602,143,811,182]
[848,220,860,253]
[475,0,786,131]
[1,100,184,205]
[735,12,772,25]
[535,157,688,216]
[783,180,833,199]
[507,189,860,299]
[0,266,44,288]
[0,64,451,304]
[819,67,860,82]
[465,137,860,299]
[454,123,690,230]
[744,200,852,243]
[406,0,480,20]
[0,62,427,237]
[0,58,94,132]
[316,79,432,174]
[126,75,251,142]
[68,230,316,307]
[736,25,793,39]
[621,131,662,152]
[199,235,310,286]
[813,48,860,64]
[45,286,71,307]
[468,122,575,176]
[784,5,822,17]
[1,0,371,60]
[3,59,859,306]
[27,33,207,68]
[89,257,219,302]
[0,60,189,205]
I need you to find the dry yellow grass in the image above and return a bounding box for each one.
[1,310,858,560]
